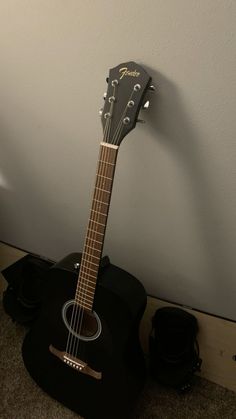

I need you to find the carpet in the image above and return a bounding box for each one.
[0,289,236,418]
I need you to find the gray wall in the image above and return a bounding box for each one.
[1,1,236,320]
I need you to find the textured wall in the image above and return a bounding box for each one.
[0,1,236,319]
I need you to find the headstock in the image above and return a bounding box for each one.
[100,62,153,146]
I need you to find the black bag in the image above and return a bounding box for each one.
[149,306,202,392]
[2,255,53,325]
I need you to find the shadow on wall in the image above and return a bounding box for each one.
[0,116,84,260]
[143,66,234,319]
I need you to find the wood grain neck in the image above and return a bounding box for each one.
[75,142,119,311]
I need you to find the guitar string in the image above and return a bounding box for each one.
[69,82,142,360]
[65,118,111,357]
[71,141,111,359]
[66,81,132,360]
[70,84,117,358]
[66,118,111,358]
[111,89,134,145]
[66,144,109,358]
[68,84,132,359]
[66,82,131,357]
[68,128,110,357]
[71,137,111,359]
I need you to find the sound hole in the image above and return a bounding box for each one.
[62,300,102,341]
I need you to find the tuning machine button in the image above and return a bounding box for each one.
[137,119,146,124]
[103,92,107,100]
[142,100,150,110]
[134,84,141,92]
[109,96,116,103]
[128,100,135,108]
[123,117,130,125]
[99,108,103,117]
[148,84,156,92]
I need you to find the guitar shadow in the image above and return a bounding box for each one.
[138,65,233,317]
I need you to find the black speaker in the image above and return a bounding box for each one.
[2,254,53,324]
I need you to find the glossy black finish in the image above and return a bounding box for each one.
[22,259,147,419]
[101,61,151,145]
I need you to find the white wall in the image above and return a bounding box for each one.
[0,1,236,320]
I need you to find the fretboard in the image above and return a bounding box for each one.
[75,142,119,311]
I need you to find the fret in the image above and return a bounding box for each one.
[88,225,104,236]
[77,288,94,297]
[89,217,106,227]
[91,209,107,217]
[97,164,114,179]
[85,239,102,250]
[99,159,115,166]
[82,260,99,268]
[93,199,109,206]
[91,202,109,217]
[77,277,96,287]
[79,272,97,281]
[80,264,98,275]
[89,219,106,227]
[76,291,94,301]
[95,177,112,189]
[80,264,98,274]
[85,235,103,243]
[82,258,100,267]
[74,299,92,310]
[87,228,104,236]
[93,197,110,209]
[84,243,101,255]
[96,174,113,181]
[83,251,100,261]
[83,251,100,260]
[76,294,94,304]
[89,215,107,226]
[77,281,96,292]
[95,187,110,194]
[75,288,94,298]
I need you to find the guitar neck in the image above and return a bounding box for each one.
[75,142,119,311]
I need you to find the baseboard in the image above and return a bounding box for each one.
[0,242,27,271]
[140,296,236,392]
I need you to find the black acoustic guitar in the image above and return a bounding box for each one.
[22,61,152,419]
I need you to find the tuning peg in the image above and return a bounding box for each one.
[142,100,150,110]
[137,119,146,123]
[99,108,103,117]
[148,85,156,91]
[106,77,109,83]
[103,92,107,100]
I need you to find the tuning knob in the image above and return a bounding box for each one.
[142,100,150,109]
[99,108,103,117]
[137,119,146,123]
[103,92,107,100]
[148,85,156,91]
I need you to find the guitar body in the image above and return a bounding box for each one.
[22,253,147,419]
